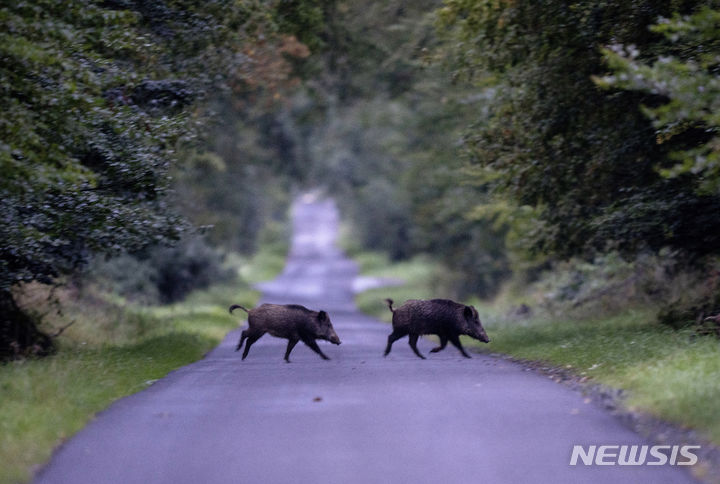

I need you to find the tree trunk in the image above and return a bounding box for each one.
[0,289,54,361]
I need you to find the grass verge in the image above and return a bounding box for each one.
[351,250,720,447]
[484,311,720,444]
[0,247,285,484]
[353,251,443,322]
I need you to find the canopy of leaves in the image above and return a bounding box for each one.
[597,6,720,195]
[2,1,249,290]
[0,0,327,357]
[0,0,328,290]
[436,0,720,260]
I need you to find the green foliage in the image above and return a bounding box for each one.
[309,97,415,260]
[436,0,720,261]
[273,0,326,52]
[655,259,720,331]
[312,0,720,312]
[89,237,236,304]
[0,0,277,291]
[0,0,327,355]
[172,148,279,255]
[2,2,175,291]
[150,238,235,304]
[596,6,720,195]
[306,1,436,102]
[525,250,687,315]
[7,0,720,357]
[302,1,517,296]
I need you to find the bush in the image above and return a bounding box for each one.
[88,254,161,305]
[87,237,236,304]
[523,251,676,312]
[657,263,720,332]
[152,238,236,304]
[518,251,720,336]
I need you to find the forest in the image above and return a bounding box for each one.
[4,2,720,481]
[2,0,720,355]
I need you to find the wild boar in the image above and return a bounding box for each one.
[229,303,341,362]
[384,298,490,359]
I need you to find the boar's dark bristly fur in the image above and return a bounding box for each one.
[229,303,341,362]
[384,298,490,359]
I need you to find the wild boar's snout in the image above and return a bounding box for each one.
[317,310,341,345]
[466,305,490,343]
[324,322,341,344]
[478,327,490,343]
[471,319,491,343]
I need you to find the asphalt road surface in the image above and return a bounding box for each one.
[35,195,697,484]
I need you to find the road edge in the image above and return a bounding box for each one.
[484,351,720,484]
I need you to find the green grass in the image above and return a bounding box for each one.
[351,250,720,446]
[353,252,441,323]
[0,246,286,484]
[0,333,217,484]
[480,311,720,443]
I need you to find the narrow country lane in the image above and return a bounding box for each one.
[34,195,697,484]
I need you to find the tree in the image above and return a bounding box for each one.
[596,6,720,195]
[436,0,720,261]
[0,0,314,358]
[299,0,515,296]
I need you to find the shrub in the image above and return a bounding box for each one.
[87,237,236,305]
[518,250,720,337]
[151,237,236,304]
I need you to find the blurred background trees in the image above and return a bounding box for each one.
[304,0,720,319]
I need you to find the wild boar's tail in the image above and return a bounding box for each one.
[229,304,250,314]
[385,298,395,313]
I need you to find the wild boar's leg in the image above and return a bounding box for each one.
[384,329,407,356]
[236,329,249,352]
[241,333,263,360]
[449,334,472,358]
[408,334,426,360]
[429,335,448,353]
[284,339,299,363]
[301,337,330,360]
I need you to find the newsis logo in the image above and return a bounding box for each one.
[570,445,700,466]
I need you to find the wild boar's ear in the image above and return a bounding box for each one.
[470,305,479,320]
[463,306,474,320]
[318,310,328,322]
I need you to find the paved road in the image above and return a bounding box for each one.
[35,195,697,484]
